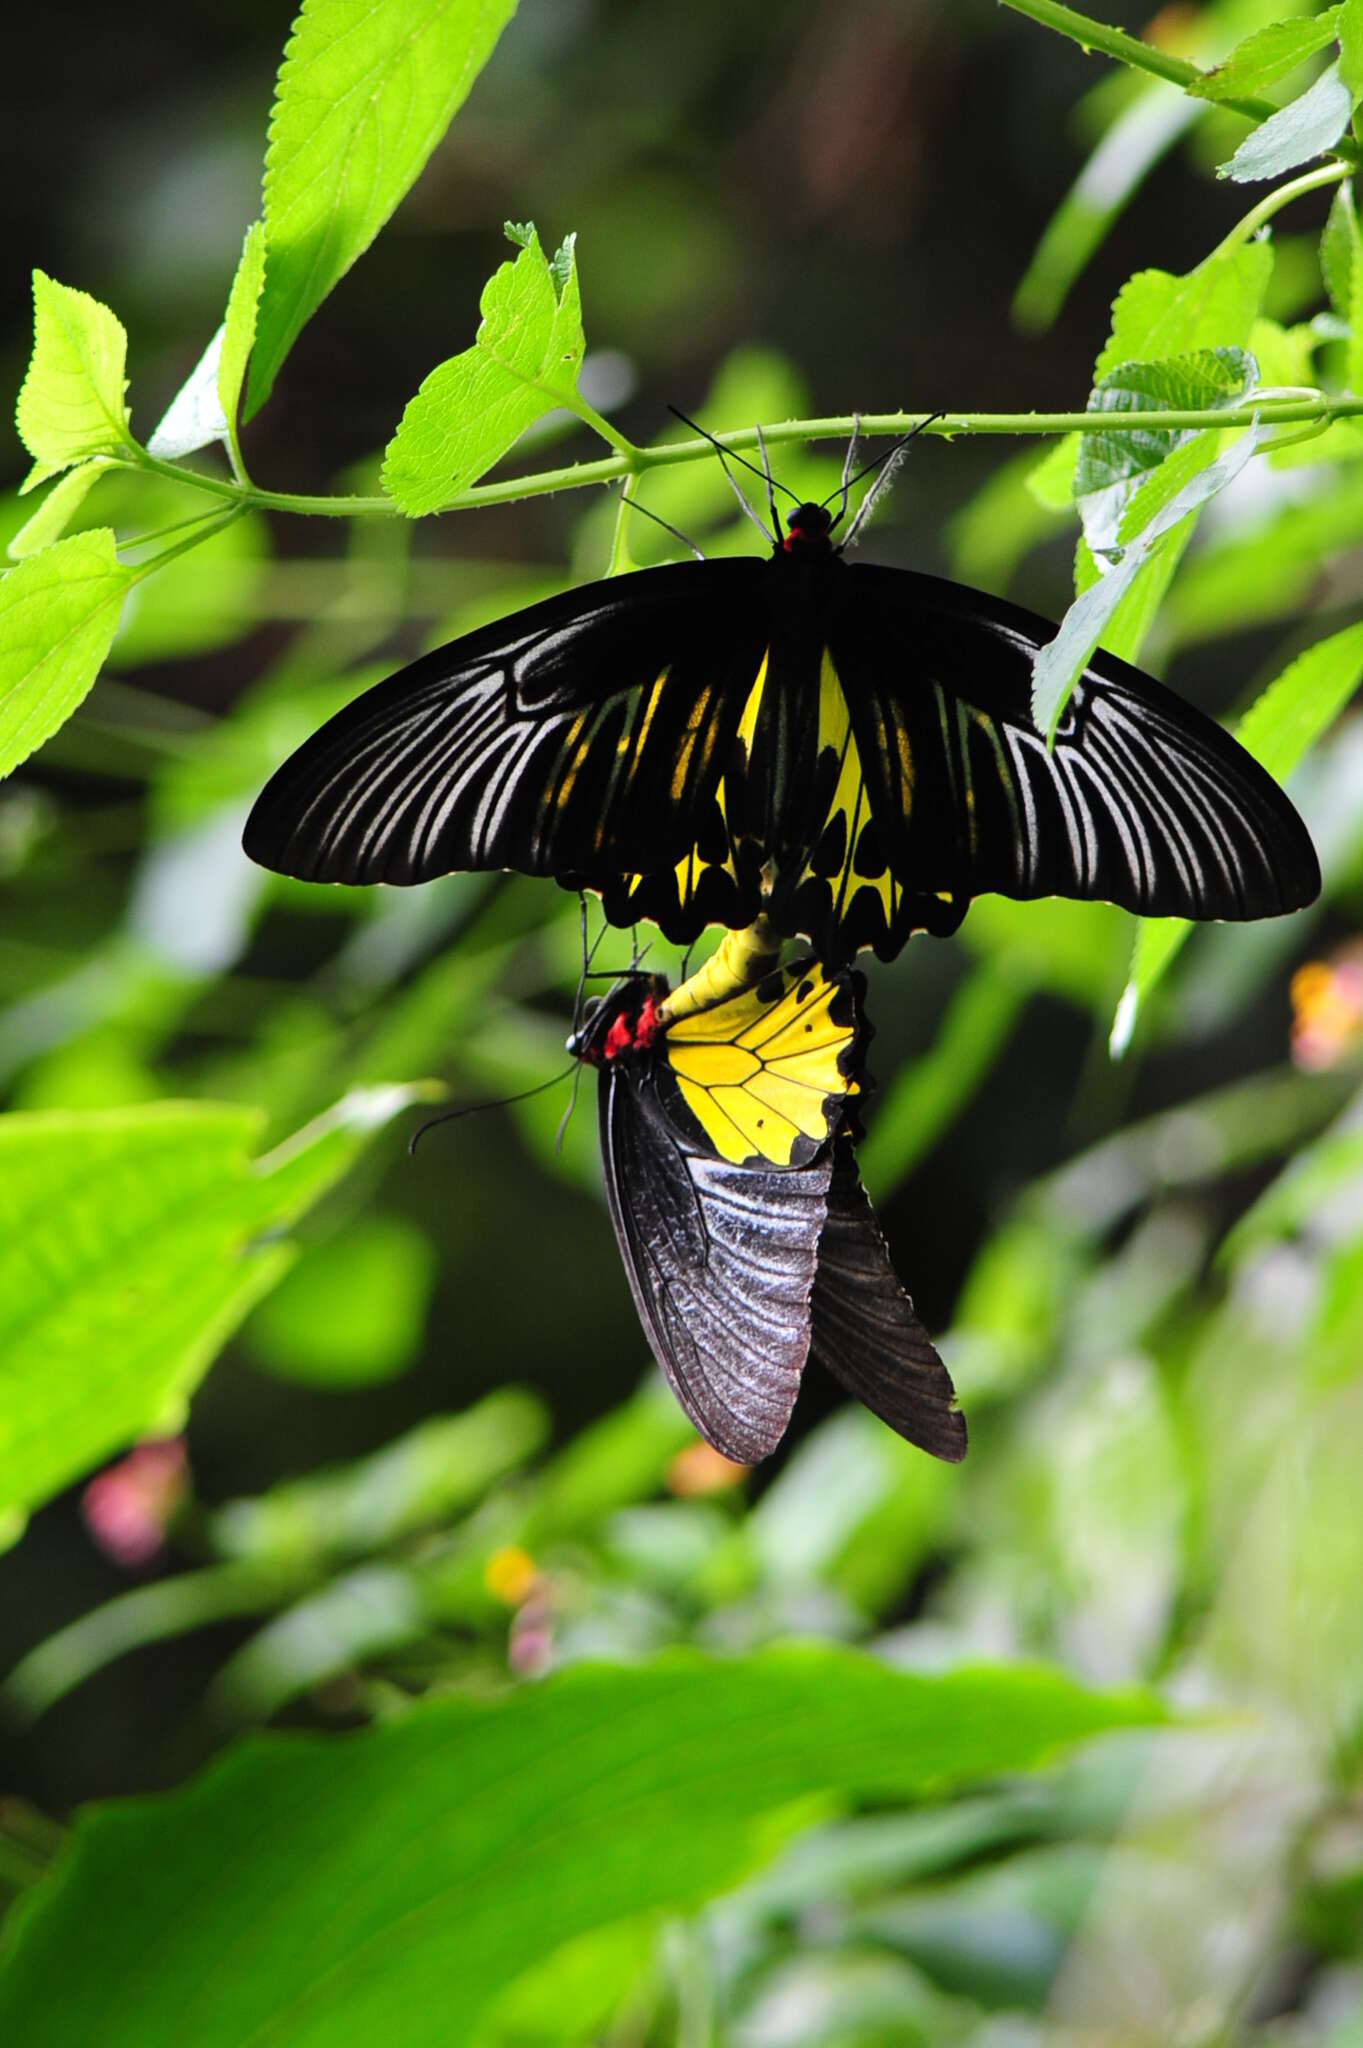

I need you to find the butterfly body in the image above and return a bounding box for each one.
[245,502,1320,963]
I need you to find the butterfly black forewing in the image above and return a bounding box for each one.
[244,539,1321,965]
[809,1135,966,1462]
[598,1057,831,1465]
[242,560,770,941]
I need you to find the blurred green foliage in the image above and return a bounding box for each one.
[3,0,1363,2043]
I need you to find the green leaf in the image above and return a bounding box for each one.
[1027,433,1079,509]
[1096,241,1273,380]
[1111,620,1363,1053]
[1033,424,1265,738]
[0,1086,423,1531]
[382,224,586,515]
[0,529,132,779]
[6,463,106,561]
[1074,348,1256,559]
[1320,180,1358,319]
[147,223,267,464]
[1219,60,1353,181]
[1189,12,1341,103]
[15,272,133,487]
[218,220,266,439]
[1339,0,1363,104]
[0,1649,1168,2046]
[247,0,519,418]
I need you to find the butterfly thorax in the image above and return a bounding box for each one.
[572,979,669,1068]
[779,502,836,556]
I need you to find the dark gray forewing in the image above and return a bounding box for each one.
[810,1141,967,1462]
[599,1069,830,1464]
[242,560,767,894]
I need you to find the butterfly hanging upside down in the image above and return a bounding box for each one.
[243,438,1320,964]
[568,931,967,1466]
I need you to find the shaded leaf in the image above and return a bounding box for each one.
[0,1649,1168,2046]
[383,224,586,514]
[1320,180,1358,320]
[1112,620,1363,1052]
[1219,60,1352,181]
[218,220,266,443]
[247,0,519,416]
[244,1215,436,1385]
[1074,348,1255,559]
[147,330,230,460]
[16,272,133,487]
[147,224,267,463]
[1190,13,1341,103]
[0,529,131,779]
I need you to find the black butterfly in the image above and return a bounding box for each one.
[242,432,1319,964]
[570,955,966,1466]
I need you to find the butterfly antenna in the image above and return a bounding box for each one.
[839,412,946,551]
[555,1058,586,1156]
[833,413,862,528]
[668,405,799,540]
[755,423,780,537]
[617,484,705,561]
[408,1066,577,1156]
[828,409,945,516]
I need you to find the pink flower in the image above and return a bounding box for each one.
[81,1439,188,1569]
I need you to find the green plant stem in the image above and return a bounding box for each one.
[1211,160,1351,261]
[105,392,1363,526]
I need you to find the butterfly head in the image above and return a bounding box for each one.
[781,502,836,554]
[569,975,669,1067]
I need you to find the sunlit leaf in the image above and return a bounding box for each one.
[218,220,266,446]
[1320,179,1358,320]
[16,273,134,488]
[1219,60,1352,181]
[383,224,586,514]
[0,1649,1169,2045]
[1112,620,1363,1052]
[6,463,106,561]
[247,0,520,416]
[1339,0,1363,105]
[0,529,131,780]
[1096,242,1272,379]
[0,1087,425,1530]
[1190,12,1341,103]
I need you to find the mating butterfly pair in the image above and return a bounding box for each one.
[245,450,1319,1461]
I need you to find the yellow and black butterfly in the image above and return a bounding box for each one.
[570,950,966,1465]
[242,443,1319,963]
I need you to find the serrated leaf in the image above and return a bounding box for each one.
[217,219,266,442]
[1033,423,1265,739]
[1220,59,1353,181]
[0,1086,424,1529]
[1074,348,1256,559]
[1340,0,1363,103]
[0,1648,1168,2047]
[0,529,131,778]
[1190,12,1341,103]
[6,463,106,561]
[16,272,133,483]
[1097,242,1273,379]
[382,224,586,515]
[1248,314,1319,389]
[147,328,228,460]
[1112,620,1363,1053]
[1027,433,1079,509]
[247,0,519,418]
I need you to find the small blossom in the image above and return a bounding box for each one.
[666,1440,749,1497]
[81,1439,188,1569]
[483,1544,538,1607]
[1291,948,1363,1071]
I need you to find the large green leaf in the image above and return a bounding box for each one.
[1096,242,1273,380]
[383,223,586,514]
[1111,620,1363,1053]
[15,273,135,490]
[247,0,519,416]
[1219,59,1353,181]
[1190,12,1341,103]
[0,1087,422,1533]
[0,529,132,779]
[0,1649,1167,2046]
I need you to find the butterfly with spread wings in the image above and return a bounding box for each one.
[569,954,966,1466]
[243,445,1320,964]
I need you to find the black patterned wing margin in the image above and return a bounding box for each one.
[243,561,768,910]
[810,1140,966,1462]
[827,566,1320,947]
[599,1064,831,1465]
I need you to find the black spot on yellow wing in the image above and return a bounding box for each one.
[656,957,863,1169]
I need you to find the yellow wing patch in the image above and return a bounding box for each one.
[661,959,861,1169]
[798,651,903,946]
